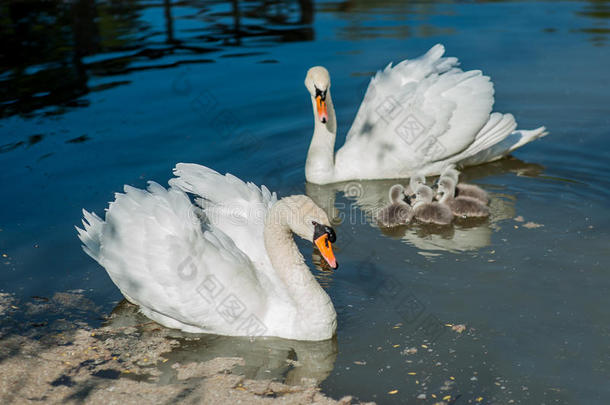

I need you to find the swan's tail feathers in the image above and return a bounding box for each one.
[76,209,104,263]
[469,113,517,157]
[506,126,549,154]
[457,122,549,168]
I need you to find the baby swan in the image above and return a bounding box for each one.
[377,184,414,228]
[412,184,453,225]
[437,177,490,218]
[441,165,489,205]
[405,173,426,196]
[405,173,426,195]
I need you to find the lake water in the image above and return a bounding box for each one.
[1,0,609,403]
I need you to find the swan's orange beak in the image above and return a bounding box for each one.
[316,95,328,124]
[314,233,337,269]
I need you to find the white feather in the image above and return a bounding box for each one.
[77,165,336,340]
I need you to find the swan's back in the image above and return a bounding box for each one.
[77,180,276,335]
[332,44,547,180]
[170,163,277,269]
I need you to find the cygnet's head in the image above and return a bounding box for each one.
[436,176,456,202]
[305,66,331,124]
[441,164,460,183]
[275,195,338,269]
[409,174,426,190]
[414,184,435,205]
[388,184,406,204]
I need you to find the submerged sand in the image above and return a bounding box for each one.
[0,292,369,404]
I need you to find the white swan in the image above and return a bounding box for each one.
[76,163,339,341]
[304,44,548,185]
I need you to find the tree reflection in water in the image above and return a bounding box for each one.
[0,0,314,118]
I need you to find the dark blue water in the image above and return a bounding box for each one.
[1,0,609,403]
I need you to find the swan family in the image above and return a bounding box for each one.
[78,44,547,341]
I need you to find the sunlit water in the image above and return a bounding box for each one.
[1,0,609,403]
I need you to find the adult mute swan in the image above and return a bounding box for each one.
[76,164,339,341]
[304,44,548,185]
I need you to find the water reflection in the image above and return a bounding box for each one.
[0,0,314,118]
[307,157,544,253]
[319,0,455,40]
[2,0,608,119]
[106,300,338,386]
[576,0,610,46]
[322,0,609,45]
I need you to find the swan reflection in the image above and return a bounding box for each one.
[105,300,337,386]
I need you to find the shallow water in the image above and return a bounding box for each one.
[1,0,609,403]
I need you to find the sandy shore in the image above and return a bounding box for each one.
[0,292,370,404]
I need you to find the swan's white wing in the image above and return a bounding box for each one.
[76,182,270,335]
[169,163,277,270]
[336,44,495,178]
[457,126,548,167]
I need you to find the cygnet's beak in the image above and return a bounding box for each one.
[314,231,337,269]
[316,94,328,124]
[404,193,412,205]
[431,179,439,190]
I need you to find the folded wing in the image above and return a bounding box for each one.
[76,181,269,334]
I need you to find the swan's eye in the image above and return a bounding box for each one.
[314,86,327,101]
[326,226,336,243]
[313,222,336,243]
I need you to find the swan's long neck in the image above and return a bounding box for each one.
[305,91,337,184]
[263,200,336,337]
[439,179,456,203]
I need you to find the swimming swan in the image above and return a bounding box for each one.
[304,44,548,185]
[376,184,414,228]
[77,164,339,341]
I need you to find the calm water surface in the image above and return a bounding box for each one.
[1,0,609,403]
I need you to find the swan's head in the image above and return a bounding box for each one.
[278,195,338,269]
[305,66,331,124]
[436,176,456,202]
